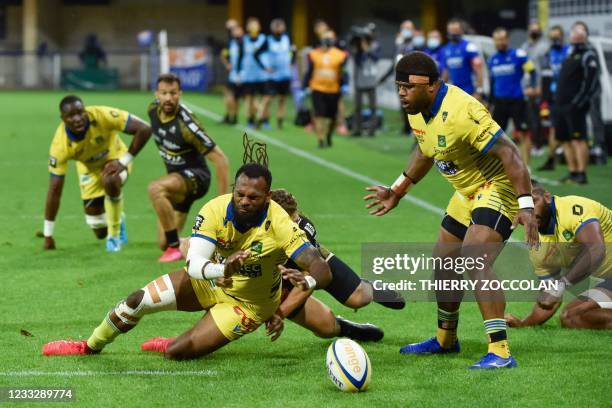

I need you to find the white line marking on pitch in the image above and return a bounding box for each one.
[0,370,216,377]
[187,102,522,244]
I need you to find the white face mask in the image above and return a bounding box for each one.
[427,38,441,49]
[413,36,425,47]
[401,29,413,39]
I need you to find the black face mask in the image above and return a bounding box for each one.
[322,39,334,47]
[273,33,282,40]
[529,31,541,40]
[551,38,563,48]
[448,34,461,43]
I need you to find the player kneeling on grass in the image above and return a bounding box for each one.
[43,96,151,252]
[147,73,230,262]
[506,180,612,329]
[43,162,333,359]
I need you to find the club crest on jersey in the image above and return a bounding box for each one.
[442,111,448,122]
[95,135,104,144]
[438,135,447,147]
[562,230,573,241]
[434,159,458,175]
[250,241,263,254]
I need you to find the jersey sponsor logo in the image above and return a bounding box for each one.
[562,230,574,241]
[303,223,316,238]
[158,149,186,165]
[161,139,181,150]
[250,241,263,254]
[169,125,176,134]
[442,111,448,122]
[94,135,104,144]
[491,63,516,76]
[446,56,464,68]
[109,110,119,118]
[193,214,204,231]
[412,128,426,136]
[238,263,262,278]
[85,149,109,163]
[49,156,57,167]
[265,220,271,231]
[434,159,459,175]
[437,135,447,147]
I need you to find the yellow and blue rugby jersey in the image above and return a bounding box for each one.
[192,194,313,304]
[408,83,511,198]
[530,195,612,279]
[48,106,130,176]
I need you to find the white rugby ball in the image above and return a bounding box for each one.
[326,338,372,392]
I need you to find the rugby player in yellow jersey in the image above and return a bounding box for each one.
[506,180,611,329]
[43,95,151,252]
[364,52,539,369]
[42,163,333,359]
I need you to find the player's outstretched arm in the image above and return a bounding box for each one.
[105,116,152,176]
[364,145,433,216]
[292,246,332,289]
[205,146,230,195]
[43,175,65,250]
[486,134,539,248]
[506,291,562,328]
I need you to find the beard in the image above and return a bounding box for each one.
[537,204,552,234]
[232,199,267,227]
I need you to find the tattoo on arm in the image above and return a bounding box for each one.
[293,246,322,271]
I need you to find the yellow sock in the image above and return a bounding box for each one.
[436,327,457,349]
[104,195,123,237]
[488,339,511,358]
[87,317,120,351]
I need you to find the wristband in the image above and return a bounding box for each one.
[202,261,225,280]
[304,275,317,290]
[517,195,534,210]
[118,152,134,167]
[44,220,55,237]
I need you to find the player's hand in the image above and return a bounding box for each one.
[505,313,523,328]
[103,160,126,178]
[364,185,401,216]
[278,265,311,291]
[214,277,233,288]
[265,312,284,341]
[224,250,249,278]
[512,208,539,250]
[43,236,56,250]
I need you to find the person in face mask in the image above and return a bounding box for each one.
[554,23,599,185]
[302,30,348,148]
[240,17,270,129]
[520,20,549,154]
[440,18,483,98]
[412,30,426,50]
[424,30,444,69]
[538,25,570,171]
[488,27,537,165]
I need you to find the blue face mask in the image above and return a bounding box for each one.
[413,35,425,47]
[401,29,413,40]
[427,38,440,49]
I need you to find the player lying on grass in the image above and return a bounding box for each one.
[506,180,611,329]
[147,73,230,262]
[43,162,333,359]
[43,95,152,252]
[364,52,538,369]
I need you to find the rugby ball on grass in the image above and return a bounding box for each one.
[326,338,371,392]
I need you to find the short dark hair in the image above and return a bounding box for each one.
[573,20,589,36]
[235,163,272,190]
[531,178,546,195]
[396,51,439,84]
[59,95,83,112]
[493,27,507,36]
[157,73,181,90]
[270,188,298,216]
[550,25,564,35]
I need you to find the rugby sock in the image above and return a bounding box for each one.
[104,194,123,237]
[484,318,511,358]
[436,308,459,348]
[164,229,180,248]
[87,317,120,351]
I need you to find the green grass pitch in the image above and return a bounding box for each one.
[0,90,610,407]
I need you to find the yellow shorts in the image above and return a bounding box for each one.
[76,161,132,200]
[189,278,278,341]
[445,181,518,239]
